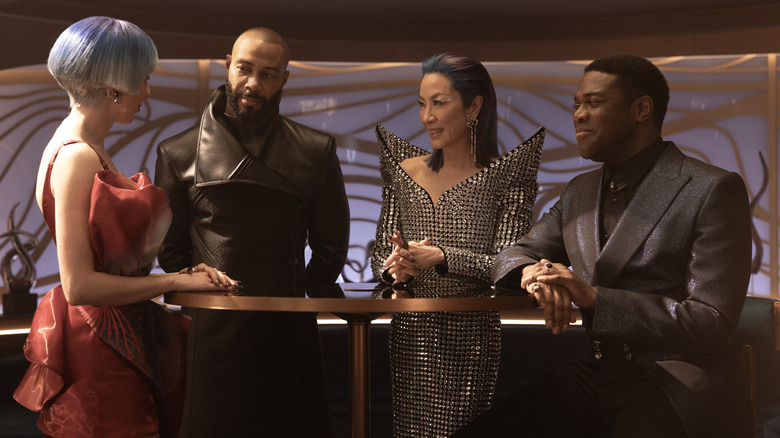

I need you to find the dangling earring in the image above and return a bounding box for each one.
[112,91,121,104]
[466,113,478,162]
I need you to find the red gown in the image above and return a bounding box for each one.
[13,141,189,438]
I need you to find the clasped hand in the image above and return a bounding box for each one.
[521,259,596,335]
[382,231,444,298]
[178,262,242,294]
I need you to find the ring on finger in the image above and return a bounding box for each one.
[530,283,541,292]
[544,262,553,269]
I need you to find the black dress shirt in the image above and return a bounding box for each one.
[600,139,666,247]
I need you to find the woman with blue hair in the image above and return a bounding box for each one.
[13,16,238,438]
[372,53,545,436]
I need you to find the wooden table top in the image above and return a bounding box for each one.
[164,282,536,314]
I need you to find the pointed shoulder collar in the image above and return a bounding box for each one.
[194,87,249,186]
[375,125,428,163]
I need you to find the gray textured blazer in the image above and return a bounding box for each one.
[493,142,752,437]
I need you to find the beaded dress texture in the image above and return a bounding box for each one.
[371,125,544,437]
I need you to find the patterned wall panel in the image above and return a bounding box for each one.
[0,55,776,297]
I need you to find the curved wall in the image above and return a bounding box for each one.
[0,55,777,297]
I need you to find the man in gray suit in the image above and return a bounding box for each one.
[453,55,751,437]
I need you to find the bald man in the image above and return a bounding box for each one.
[155,28,349,437]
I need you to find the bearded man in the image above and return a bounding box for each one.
[155,27,349,438]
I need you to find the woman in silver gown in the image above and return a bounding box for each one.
[371,53,545,437]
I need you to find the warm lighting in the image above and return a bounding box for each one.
[318,318,392,325]
[0,319,580,331]
[502,319,582,326]
[315,318,581,326]
[0,328,30,335]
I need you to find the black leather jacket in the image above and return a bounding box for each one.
[154,86,350,297]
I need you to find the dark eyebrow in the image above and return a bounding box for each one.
[235,59,281,73]
[419,93,450,100]
[574,92,606,102]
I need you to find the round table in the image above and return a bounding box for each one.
[165,283,535,438]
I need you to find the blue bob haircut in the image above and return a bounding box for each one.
[421,53,499,172]
[47,16,157,106]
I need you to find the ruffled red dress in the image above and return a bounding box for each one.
[13,141,189,438]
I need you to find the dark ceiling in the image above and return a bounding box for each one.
[1,0,779,69]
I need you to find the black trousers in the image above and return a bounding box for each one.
[452,356,687,438]
[179,309,334,438]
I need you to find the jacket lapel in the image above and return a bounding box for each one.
[193,87,304,201]
[594,144,690,286]
[194,87,251,187]
[567,169,603,285]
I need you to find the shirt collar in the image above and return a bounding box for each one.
[604,137,666,191]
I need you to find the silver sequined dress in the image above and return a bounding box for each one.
[371,125,544,437]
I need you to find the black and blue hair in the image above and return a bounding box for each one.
[421,53,499,172]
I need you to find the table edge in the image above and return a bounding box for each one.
[164,291,535,313]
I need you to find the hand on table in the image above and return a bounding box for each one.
[520,259,579,335]
[177,263,242,294]
[384,231,444,277]
[533,260,596,310]
[382,231,445,299]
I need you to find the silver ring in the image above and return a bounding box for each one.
[530,283,541,292]
[544,263,553,269]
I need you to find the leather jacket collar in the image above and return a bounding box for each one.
[194,86,282,187]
